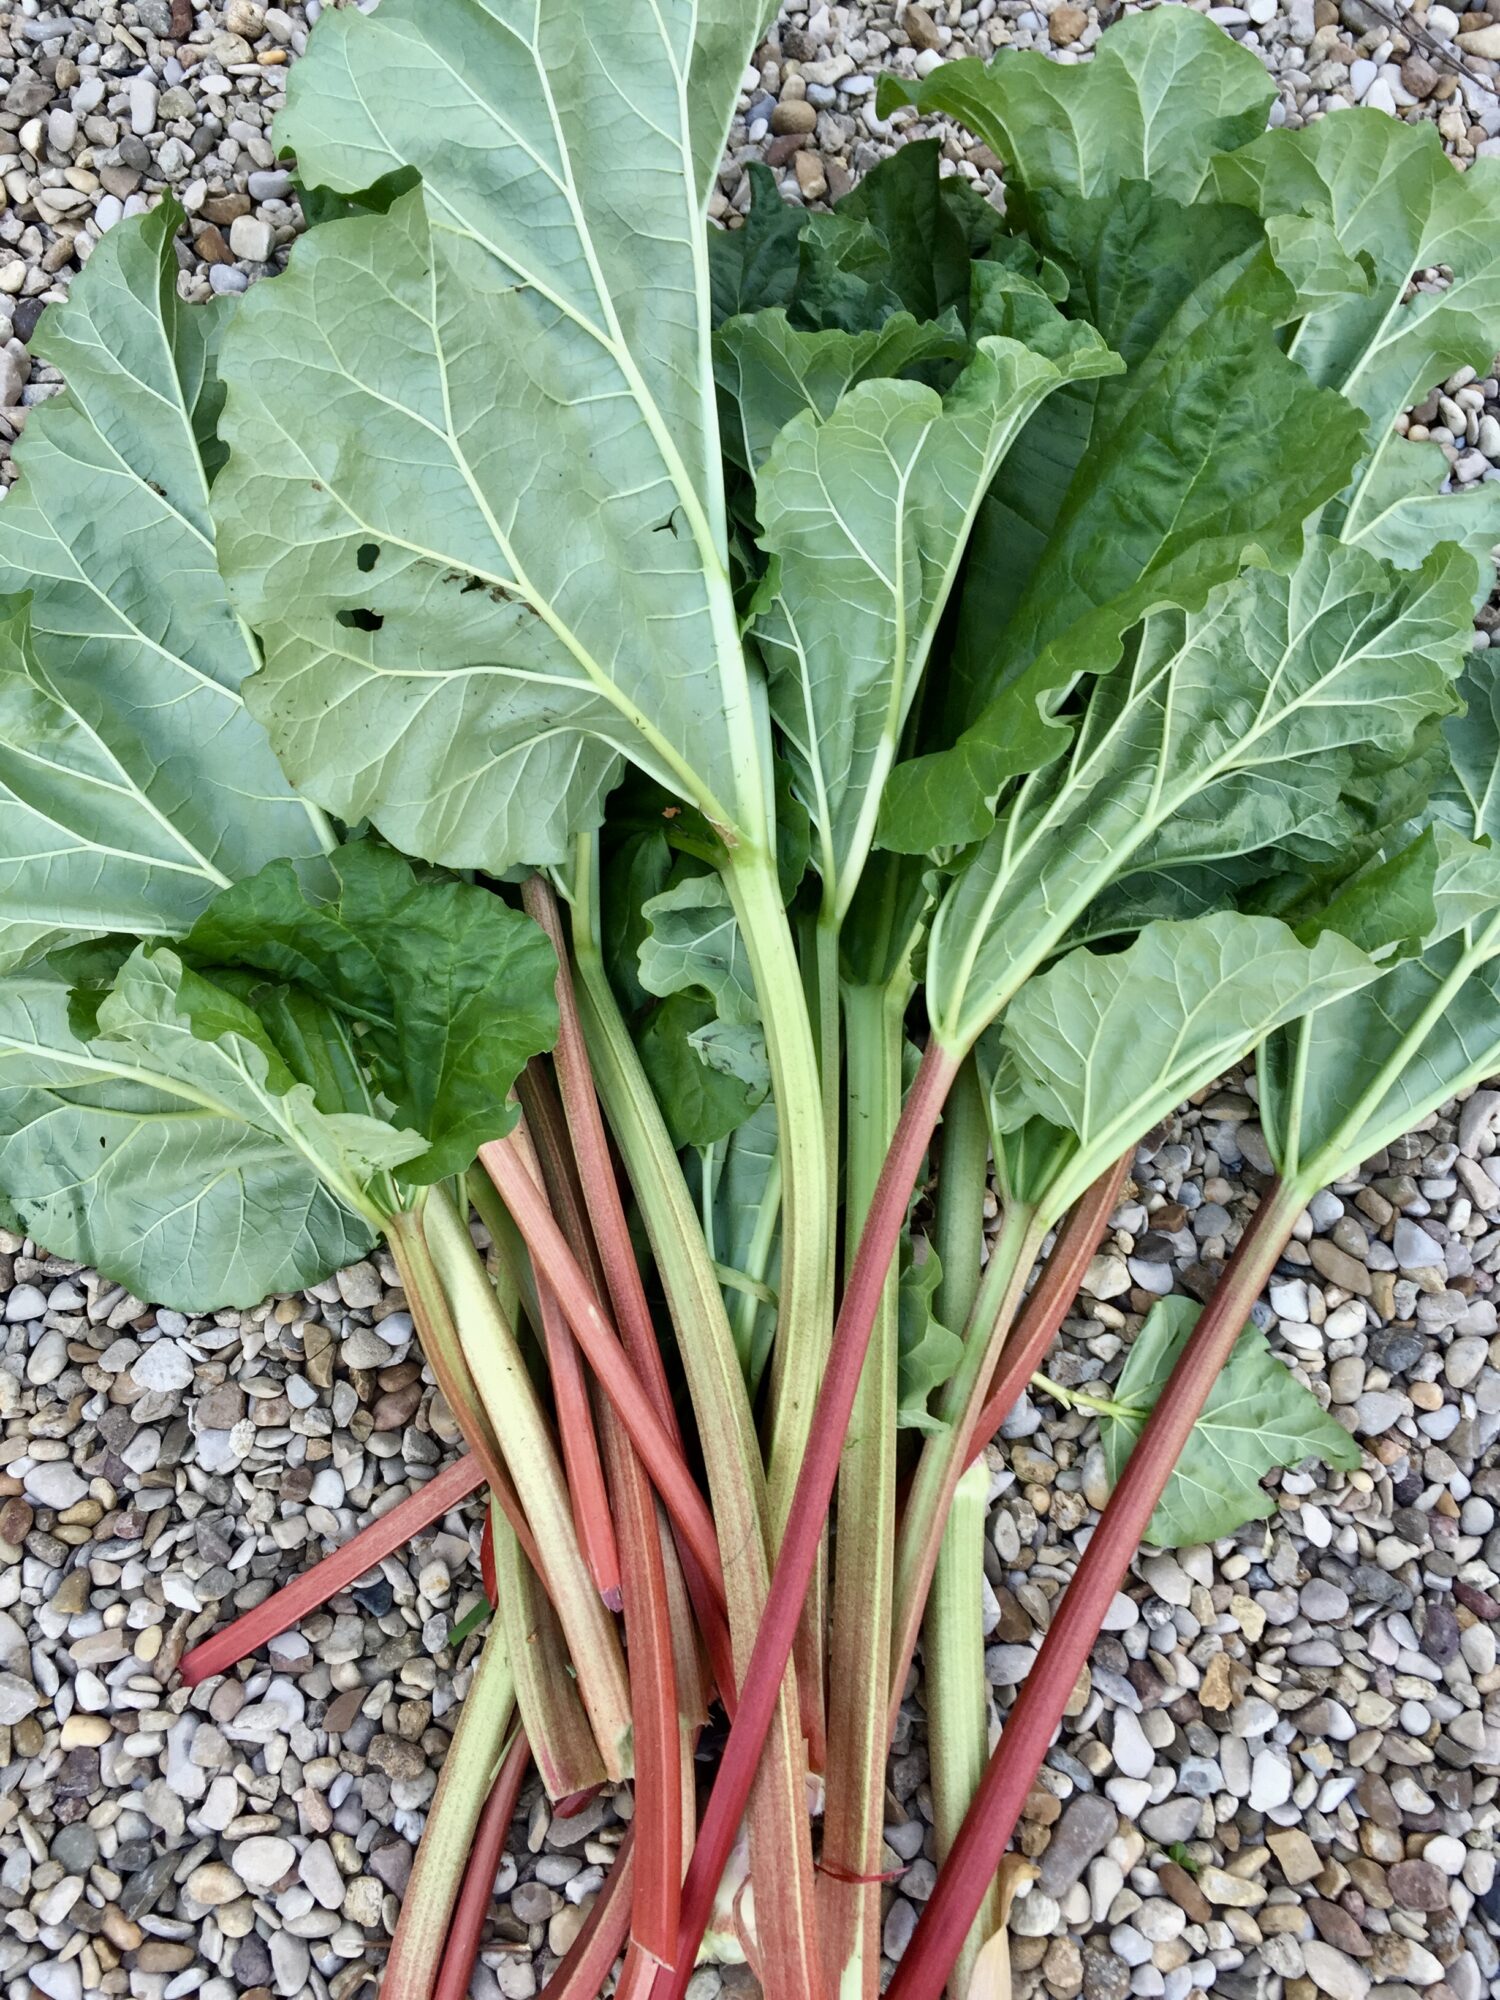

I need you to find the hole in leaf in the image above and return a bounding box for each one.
[336,607,385,633]
[356,542,381,572]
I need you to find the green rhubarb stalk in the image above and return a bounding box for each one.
[925,1460,999,2000]
[820,972,906,1999]
[383,1614,516,2000]
[887,1198,1047,1742]
[418,1187,634,1779]
[725,843,834,1548]
[568,837,822,2000]
[491,1498,609,1804]
[923,1058,1004,2000]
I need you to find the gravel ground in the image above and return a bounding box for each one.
[0,4,1498,2000]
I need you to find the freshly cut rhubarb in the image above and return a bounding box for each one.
[433,1729,532,2000]
[179,1454,485,1686]
[383,1615,518,2000]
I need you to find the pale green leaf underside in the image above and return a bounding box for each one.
[926,537,1472,1051]
[752,330,1117,913]
[1102,1296,1361,1547]
[878,7,1274,205]
[1209,111,1500,580]
[992,913,1374,1222]
[218,0,774,872]
[0,203,328,971]
[0,950,422,1310]
[638,872,760,1027]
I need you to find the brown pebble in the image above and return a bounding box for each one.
[1050,2,1089,44]
[1387,1857,1449,1911]
[323,1687,366,1735]
[0,1498,33,1545]
[1306,1897,1372,1958]
[904,4,942,52]
[1158,1860,1212,1926]
[770,98,818,136]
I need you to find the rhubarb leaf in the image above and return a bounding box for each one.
[878,305,1366,852]
[0,204,330,970]
[714,309,965,474]
[216,0,775,873]
[638,872,760,1029]
[1209,115,1500,573]
[897,1240,965,1435]
[182,843,558,1182]
[1100,1296,1361,1547]
[877,7,1275,205]
[638,992,768,1150]
[989,914,1374,1221]
[688,1095,781,1391]
[0,949,422,1309]
[753,326,1117,913]
[923,539,1472,1054]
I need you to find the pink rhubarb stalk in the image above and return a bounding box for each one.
[525,875,736,1703]
[180,1454,486,1685]
[510,1096,623,1608]
[433,1728,532,2000]
[479,1129,727,1611]
[657,1038,962,1998]
[541,1828,637,1999]
[884,1179,1303,2000]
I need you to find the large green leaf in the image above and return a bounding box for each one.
[214,0,775,873]
[989,913,1374,1222]
[0,203,330,970]
[714,308,966,475]
[0,949,422,1309]
[1208,113,1500,575]
[922,538,1472,1055]
[638,871,759,1028]
[1100,1296,1361,1547]
[752,324,1117,914]
[182,843,558,1182]
[877,8,1275,206]
[877,295,1366,853]
[637,991,768,1149]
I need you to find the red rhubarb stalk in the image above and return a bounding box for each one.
[433,1728,531,2000]
[967,1152,1134,1466]
[884,1180,1303,2000]
[525,875,736,1703]
[384,1616,517,2000]
[179,1454,486,1685]
[480,1130,727,1610]
[540,1829,637,2000]
[510,1097,623,1608]
[659,1038,962,1997]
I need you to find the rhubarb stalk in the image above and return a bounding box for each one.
[180,1453,487,1686]
[819,971,907,1998]
[967,1154,1134,1465]
[433,1728,531,2000]
[660,1036,962,1997]
[479,1130,727,1608]
[885,1179,1304,2000]
[420,1187,634,1777]
[383,1616,516,2000]
[509,1087,623,1609]
[491,1498,611,1800]
[569,837,822,2000]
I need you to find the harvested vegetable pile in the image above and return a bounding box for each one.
[2,6,1499,1998]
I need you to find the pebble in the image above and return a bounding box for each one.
[130,1338,194,1391]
